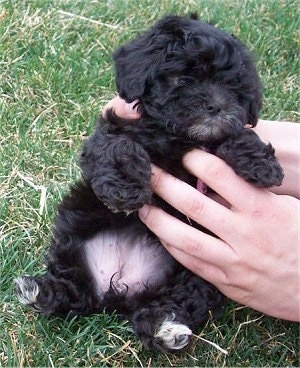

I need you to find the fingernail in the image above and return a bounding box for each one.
[125,100,137,112]
[125,100,140,117]
[138,204,150,220]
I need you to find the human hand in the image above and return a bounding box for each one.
[103,95,140,119]
[102,96,299,321]
[138,150,300,321]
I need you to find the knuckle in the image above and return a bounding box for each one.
[183,195,206,219]
[205,159,230,182]
[182,234,203,255]
[250,206,267,219]
[228,261,256,289]
[222,272,232,287]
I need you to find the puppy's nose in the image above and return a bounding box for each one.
[206,103,221,115]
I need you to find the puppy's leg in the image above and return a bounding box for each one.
[130,273,223,353]
[80,129,152,213]
[130,307,192,353]
[14,274,93,317]
[215,129,284,187]
[15,183,115,317]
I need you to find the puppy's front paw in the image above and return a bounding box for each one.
[89,139,152,213]
[244,144,284,187]
[216,129,284,188]
[96,179,152,213]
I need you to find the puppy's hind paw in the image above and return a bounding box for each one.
[154,314,192,351]
[14,276,41,312]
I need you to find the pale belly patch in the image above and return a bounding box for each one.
[84,227,173,298]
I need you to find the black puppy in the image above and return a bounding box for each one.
[15,15,283,353]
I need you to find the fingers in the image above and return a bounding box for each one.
[161,241,230,286]
[149,165,236,239]
[139,204,235,267]
[103,96,140,119]
[183,150,265,211]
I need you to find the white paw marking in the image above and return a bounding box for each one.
[155,314,192,350]
[14,277,40,306]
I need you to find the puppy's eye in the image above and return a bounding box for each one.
[176,77,193,87]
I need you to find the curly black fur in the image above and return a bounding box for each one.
[15,15,283,353]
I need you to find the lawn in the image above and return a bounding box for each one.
[0,0,299,366]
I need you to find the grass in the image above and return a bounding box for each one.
[0,0,299,366]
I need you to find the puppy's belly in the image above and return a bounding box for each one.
[84,227,173,297]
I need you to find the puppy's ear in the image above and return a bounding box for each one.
[247,94,262,127]
[240,54,263,127]
[244,73,262,126]
[113,33,161,102]
[113,15,187,102]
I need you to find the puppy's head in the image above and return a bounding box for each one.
[114,15,262,142]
